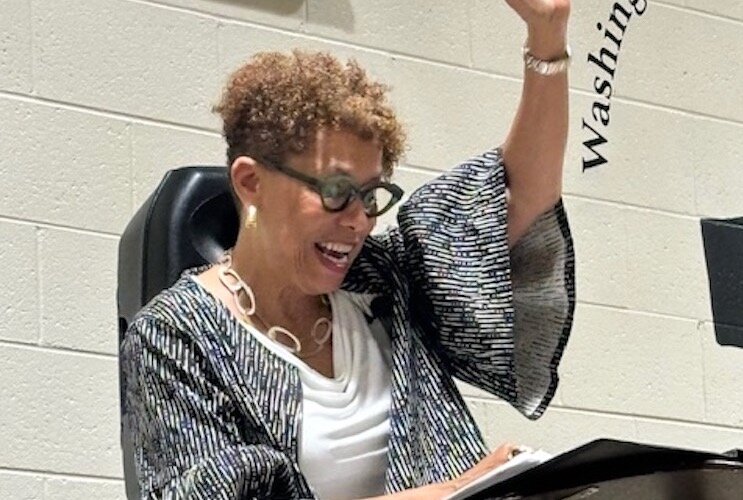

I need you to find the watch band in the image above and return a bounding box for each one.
[522,44,572,76]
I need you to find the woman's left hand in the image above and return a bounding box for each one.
[504,0,571,29]
[505,0,570,58]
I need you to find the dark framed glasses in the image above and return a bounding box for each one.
[257,157,404,217]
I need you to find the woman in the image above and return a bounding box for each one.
[121,1,574,498]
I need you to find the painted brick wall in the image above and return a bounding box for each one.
[1,1,741,497]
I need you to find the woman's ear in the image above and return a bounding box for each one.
[230,156,261,208]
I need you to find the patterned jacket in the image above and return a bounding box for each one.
[120,148,576,499]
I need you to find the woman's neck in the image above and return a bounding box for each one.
[229,232,328,334]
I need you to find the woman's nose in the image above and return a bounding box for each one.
[339,197,372,232]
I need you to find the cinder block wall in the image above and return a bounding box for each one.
[1,0,741,497]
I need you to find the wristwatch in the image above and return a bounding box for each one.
[522,44,572,76]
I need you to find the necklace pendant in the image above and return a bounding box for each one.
[311,317,332,345]
[267,326,302,354]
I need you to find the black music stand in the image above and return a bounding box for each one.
[465,439,743,500]
[701,216,743,348]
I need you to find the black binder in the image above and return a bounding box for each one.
[464,439,743,500]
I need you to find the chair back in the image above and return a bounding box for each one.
[117,166,238,498]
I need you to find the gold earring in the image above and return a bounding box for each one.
[245,205,257,229]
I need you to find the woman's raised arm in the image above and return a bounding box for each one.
[501,0,571,247]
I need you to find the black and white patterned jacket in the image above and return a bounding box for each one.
[121,148,575,499]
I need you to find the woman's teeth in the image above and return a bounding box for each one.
[318,242,353,254]
[316,242,352,265]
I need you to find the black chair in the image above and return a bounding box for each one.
[117,166,238,499]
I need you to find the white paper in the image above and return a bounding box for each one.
[444,449,553,500]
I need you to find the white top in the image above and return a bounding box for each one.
[238,289,393,500]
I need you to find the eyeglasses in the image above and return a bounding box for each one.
[257,157,404,217]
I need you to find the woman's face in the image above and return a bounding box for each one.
[255,128,383,295]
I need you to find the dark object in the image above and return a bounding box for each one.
[117,166,237,499]
[467,439,743,500]
[257,155,405,216]
[701,217,743,348]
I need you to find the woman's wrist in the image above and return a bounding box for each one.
[363,481,458,499]
[526,25,568,61]
[524,0,570,60]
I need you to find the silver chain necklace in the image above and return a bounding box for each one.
[217,252,332,357]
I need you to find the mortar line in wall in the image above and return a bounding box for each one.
[0,215,121,238]
[3,72,742,138]
[0,466,122,483]
[698,324,711,422]
[0,90,221,136]
[651,1,743,26]
[27,0,35,95]
[562,193,703,221]
[120,0,558,87]
[14,3,743,129]
[690,130,700,214]
[35,225,43,346]
[559,404,743,433]
[127,123,135,220]
[123,0,743,128]
[216,20,223,74]
[465,396,743,432]
[144,0,527,91]
[576,300,711,324]
[0,339,117,360]
[302,0,309,32]
[610,94,743,128]
[125,0,289,29]
[465,1,475,69]
[120,0,576,89]
[215,23,516,87]
[130,0,743,66]
[91,0,532,86]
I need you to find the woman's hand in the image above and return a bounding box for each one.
[505,0,570,59]
[363,443,521,499]
[363,482,457,500]
[505,0,570,28]
[445,443,520,492]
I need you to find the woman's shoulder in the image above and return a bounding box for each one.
[129,266,217,335]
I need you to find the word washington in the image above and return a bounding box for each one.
[582,0,647,170]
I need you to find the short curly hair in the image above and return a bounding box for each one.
[214,50,406,179]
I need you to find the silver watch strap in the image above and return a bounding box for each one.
[522,45,572,76]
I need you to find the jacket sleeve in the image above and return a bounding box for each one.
[359,148,575,419]
[120,317,307,499]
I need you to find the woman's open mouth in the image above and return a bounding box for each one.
[315,241,353,270]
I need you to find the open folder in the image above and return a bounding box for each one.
[446,439,743,500]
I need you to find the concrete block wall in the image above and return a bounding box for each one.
[0,0,741,497]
